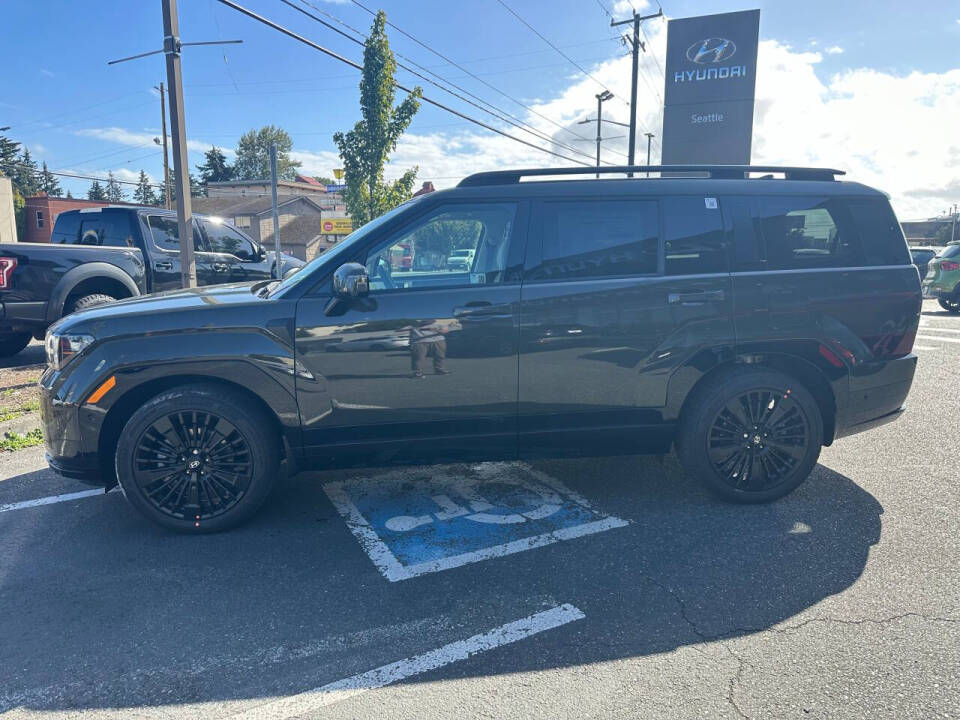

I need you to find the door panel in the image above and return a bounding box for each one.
[142,215,211,291]
[294,200,527,465]
[518,195,735,457]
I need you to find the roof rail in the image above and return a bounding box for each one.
[457,165,846,187]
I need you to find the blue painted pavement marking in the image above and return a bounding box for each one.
[323,462,629,581]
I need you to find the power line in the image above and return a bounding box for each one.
[2,163,165,189]
[494,0,626,107]
[346,0,610,153]
[214,0,592,166]
[284,0,617,165]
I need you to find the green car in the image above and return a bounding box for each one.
[923,243,960,312]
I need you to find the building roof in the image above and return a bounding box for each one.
[178,194,333,217]
[207,179,328,192]
[295,174,323,186]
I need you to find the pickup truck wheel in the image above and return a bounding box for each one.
[67,293,117,315]
[0,331,32,358]
[115,384,280,533]
[676,367,823,504]
[938,296,960,313]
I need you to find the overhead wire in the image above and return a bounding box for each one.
[213,0,594,167]
[345,0,614,154]
[283,0,616,165]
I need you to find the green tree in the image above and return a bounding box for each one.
[133,170,156,205]
[105,172,125,202]
[12,148,38,197]
[334,11,421,226]
[38,162,62,197]
[196,146,234,184]
[87,180,107,201]
[0,135,21,178]
[65,188,73,199]
[233,126,300,180]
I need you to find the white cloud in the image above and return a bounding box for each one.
[39,69,55,78]
[824,45,844,55]
[611,0,649,15]
[76,127,231,156]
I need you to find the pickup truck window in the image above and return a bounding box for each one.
[202,219,256,260]
[146,215,202,253]
[78,213,136,247]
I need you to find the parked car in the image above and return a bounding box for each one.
[39,165,920,532]
[921,242,960,312]
[447,248,475,271]
[0,206,303,357]
[909,246,938,279]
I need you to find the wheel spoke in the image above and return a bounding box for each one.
[132,409,253,521]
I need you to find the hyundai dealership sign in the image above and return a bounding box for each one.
[660,9,760,166]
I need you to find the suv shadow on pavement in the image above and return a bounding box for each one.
[0,455,882,714]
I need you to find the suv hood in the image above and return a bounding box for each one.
[49,282,271,338]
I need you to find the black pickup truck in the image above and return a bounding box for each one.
[0,206,303,357]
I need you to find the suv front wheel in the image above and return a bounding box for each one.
[115,384,280,532]
[676,367,823,503]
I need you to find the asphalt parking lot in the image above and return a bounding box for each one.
[1,300,957,719]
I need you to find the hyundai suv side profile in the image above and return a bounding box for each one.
[39,165,921,532]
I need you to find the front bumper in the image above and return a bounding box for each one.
[39,377,107,486]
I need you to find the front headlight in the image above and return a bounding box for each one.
[45,332,94,370]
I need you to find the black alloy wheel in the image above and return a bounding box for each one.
[116,384,279,532]
[132,410,253,522]
[706,388,810,492]
[676,367,823,504]
[938,296,960,313]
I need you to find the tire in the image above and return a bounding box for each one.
[0,331,32,358]
[67,293,117,315]
[115,384,280,533]
[675,367,823,504]
[938,296,960,313]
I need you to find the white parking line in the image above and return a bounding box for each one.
[914,345,939,351]
[917,326,960,333]
[917,334,960,345]
[230,603,585,719]
[0,488,116,514]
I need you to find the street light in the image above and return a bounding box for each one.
[591,91,613,178]
[644,132,655,177]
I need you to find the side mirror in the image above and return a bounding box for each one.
[332,262,370,298]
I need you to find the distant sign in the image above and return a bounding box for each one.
[325,184,347,193]
[320,217,353,235]
[661,9,760,166]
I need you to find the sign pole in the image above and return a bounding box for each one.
[270,142,283,279]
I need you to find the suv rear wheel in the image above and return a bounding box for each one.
[115,384,280,532]
[676,367,823,503]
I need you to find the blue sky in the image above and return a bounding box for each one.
[2,0,959,217]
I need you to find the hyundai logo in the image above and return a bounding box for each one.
[686,38,737,64]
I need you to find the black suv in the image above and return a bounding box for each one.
[39,165,921,532]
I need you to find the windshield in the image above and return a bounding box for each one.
[266,200,422,296]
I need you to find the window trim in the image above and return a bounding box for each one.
[36,210,44,229]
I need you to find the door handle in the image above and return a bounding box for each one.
[668,290,726,305]
[154,261,173,271]
[213,263,230,273]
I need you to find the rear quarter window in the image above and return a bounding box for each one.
[846,198,910,266]
[76,211,136,247]
[50,213,81,244]
[754,196,862,270]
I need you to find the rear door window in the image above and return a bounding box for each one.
[754,196,862,270]
[146,215,203,252]
[530,199,658,280]
[663,197,727,275]
[77,212,136,247]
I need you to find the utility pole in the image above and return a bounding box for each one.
[154,83,171,210]
[951,203,957,245]
[270,142,283,279]
[107,7,241,290]
[611,7,662,176]
[645,132,655,176]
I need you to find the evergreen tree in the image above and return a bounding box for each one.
[0,135,21,178]
[87,180,107,201]
[105,172,125,202]
[38,162,62,197]
[334,11,421,225]
[196,146,233,184]
[234,126,301,180]
[133,170,156,205]
[12,148,39,197]
[66,189,74,199]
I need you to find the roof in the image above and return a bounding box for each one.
[207,179,328,191]
[295,174,323,186]
[177,195,332,217]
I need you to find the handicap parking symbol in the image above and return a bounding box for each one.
[323,463,629,581]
